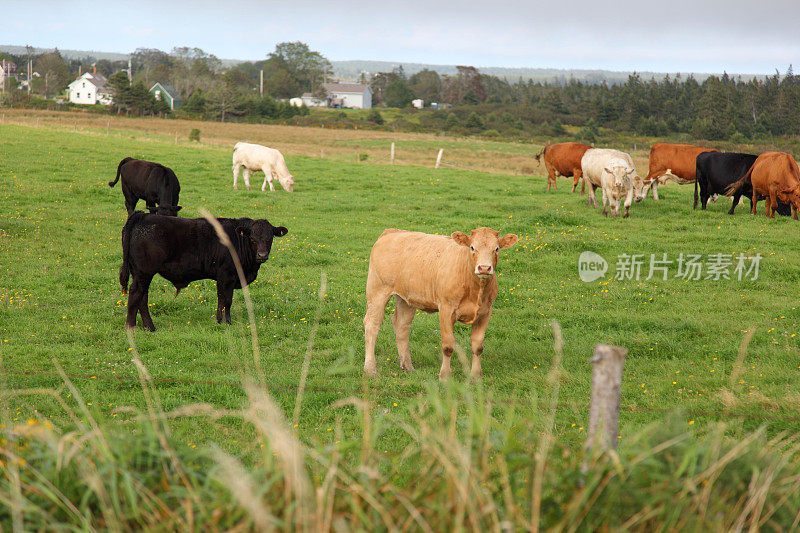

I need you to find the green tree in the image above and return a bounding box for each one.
[268,42,332,93]
[408,69,442,104]
[384,80,414,108]
[465,112,485,131]
[32,51,71,98]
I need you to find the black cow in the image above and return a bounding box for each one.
[120,212,288,330]
[695,151,791,215]
[109,157,182,216]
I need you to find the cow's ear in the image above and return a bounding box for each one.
[273,226,288,237]
[237,226,251,238]
[499,234,519,249]
[451,231,470,246]
[603,166,613,175]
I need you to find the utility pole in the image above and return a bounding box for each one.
[127,59,132,86]
[27,59,32,94]
[260,69,263,98]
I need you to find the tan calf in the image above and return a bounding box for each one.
[363,227,518,381]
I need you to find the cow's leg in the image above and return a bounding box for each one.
[260,166,275,192]
[601,188,609,216]
[123,188,137,216]
[793,204,799,220]
[623,188,633,218]
[125,277,142,329]
[438,307,456,381]
[571,169,582,193]
[767,185,778,218]
[145,201,157,214]
[469,311,491,382]
[587,183,597,208]
[751,194,759,215]
[651,179,660,201]
[137,274,156,331]
[728,192,741,215]
[391,296,415,372]
[364,285,392,377]
[216,280,235,324]
[242,168,252,191]
[232,164,239,189]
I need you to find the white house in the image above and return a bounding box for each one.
[0,60,16,89]
[300,83,372,109]
[412,98,424,109]
[67,72,113,105]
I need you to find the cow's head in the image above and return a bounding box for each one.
[603,158,634,189]
[451,227,518,279]
[237,219,289,263]
[156,205,182,216]
[279,175,295,193]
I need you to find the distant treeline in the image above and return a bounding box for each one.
[1,44,798,142]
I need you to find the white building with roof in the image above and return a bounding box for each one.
[301,83,372,109]
[67,72,113,105]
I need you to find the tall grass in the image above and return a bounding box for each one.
[2,270,800,530]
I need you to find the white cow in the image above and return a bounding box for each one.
[581,148,643,218]
[232,142,295,192]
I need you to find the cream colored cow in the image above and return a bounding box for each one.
[363,227,518,381]
[232,142,295,192]
[581,148,643,217]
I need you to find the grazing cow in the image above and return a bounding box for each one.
[581,148,644,217]
[120,212,288,330]
[232,142,295,192]
[363,227,518,381]
[695,151,791,216]
[108,157,182,216]
[725,151,800,219]
[642,143,719,200]
[535,142,593,192]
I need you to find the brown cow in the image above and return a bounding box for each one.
[363,227,518,381]
[726,151,800,219]
[643,143,719,200]
[535,142,593,192]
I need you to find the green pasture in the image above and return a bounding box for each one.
[1,124,799,455]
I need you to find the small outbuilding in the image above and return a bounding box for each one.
[149,82,182,110]
[300,82,372,109]
[412,98,424,109]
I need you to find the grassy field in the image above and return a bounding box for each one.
[2,119,800,445]
[3,121,800,527]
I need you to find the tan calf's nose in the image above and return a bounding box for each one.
[477,265,493,274]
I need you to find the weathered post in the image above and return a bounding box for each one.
[320,148,324,159]
[586,344,627,451]
[175,131,178,144]
[36,117,39,127]
[106,120,110,136]
[390,142,395,165]
[435,148,444,169]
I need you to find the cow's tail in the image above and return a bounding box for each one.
[119,211,145,293]
[724,165,754,197]
[109,157,133,187]
[534,144,547,165]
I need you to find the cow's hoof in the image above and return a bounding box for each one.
[364,366,377,378]
[400,362,415,372]
[438,371,451,382]
[125,323,136,331]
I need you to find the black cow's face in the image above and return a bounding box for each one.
[157,205,182,216]
[239,220,289,263]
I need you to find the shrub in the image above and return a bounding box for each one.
[367,109,384,125]
[188,128,201,142]
[465,112,485,131]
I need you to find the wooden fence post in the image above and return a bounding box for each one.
[320,148,324,159]
[74,121,77,132]
[36,118,39,127]
[106,120,110,136]
[435,148,444,169]
[175,131,178,144]
[586,344,627,451]
[390,142,395,165]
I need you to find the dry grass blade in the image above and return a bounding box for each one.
[212,447,279,532]
[729,328,755,389]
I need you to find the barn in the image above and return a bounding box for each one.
[67,72,113,105]
[300,83,372,109]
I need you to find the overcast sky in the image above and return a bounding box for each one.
[4,0,799,74]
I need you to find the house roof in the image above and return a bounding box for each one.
[69,72,108,89]
[150,82,182,101]
[322,83,369,94]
